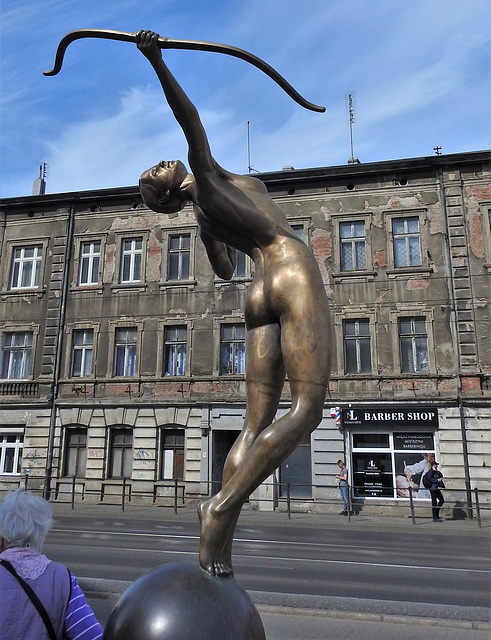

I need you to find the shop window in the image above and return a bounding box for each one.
[64,428,87,477]
[351,431,435,499]
[161,428,184,480]
[343,319,371,373]
[0,432,23,474]
[10,245,42,289]
[167,234,190,280]
[114,328,137,377]
[71,329,93,377]
[109,428,133,478]
[1,332,33,380]
[399,317,429,372]
[340,221,366,271]
[163,326,187,376]
[120,237,143,283]
[78,240,101,285]
[220,323,246,374]
[392,217,421,267]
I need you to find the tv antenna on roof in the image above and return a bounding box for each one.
[347,93,360,165]
[247,121,259,174]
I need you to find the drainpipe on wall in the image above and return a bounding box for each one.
[437,166,473,517]
[43,201,76,499]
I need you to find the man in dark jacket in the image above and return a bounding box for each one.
[424,461,445,522]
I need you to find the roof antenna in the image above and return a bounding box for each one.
[347,94,360,165]
[32,162,48,195]
[247,121,259,174]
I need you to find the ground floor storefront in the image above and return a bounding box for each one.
[0,401,489,517]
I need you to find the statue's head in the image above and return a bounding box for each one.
[139,160,189,213]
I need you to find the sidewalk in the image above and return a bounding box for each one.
[50,499,490,535]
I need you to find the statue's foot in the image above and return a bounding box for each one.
[198,498,233,578]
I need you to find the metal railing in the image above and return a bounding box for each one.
[1,475,488,526]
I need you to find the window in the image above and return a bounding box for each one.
[291,224,305,243]
[161,429,184,480]
[340,221,366,270]
[109,429,133,478]
[1,332,32,379]
[343,319,371,373]
[10,245,42,289]
[220,323,246,374]
[79,241,101,285]
[351,431,435,499]
[120,237,143,283]
[71,330,93,377]
[167,234,190,280]
[164,326,187,376]
[234,251,248,277]
[0,433,23,475]
[399,317,429,372]
[392,217,421,267]
[114,328,137,376]
[64,428,87,476]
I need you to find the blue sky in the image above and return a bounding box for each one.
[1,0,490,198]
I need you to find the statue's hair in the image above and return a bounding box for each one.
[0,489,53,551]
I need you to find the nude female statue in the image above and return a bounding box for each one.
[136,31,332,577]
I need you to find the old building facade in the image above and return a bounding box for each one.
[0,150,490,514]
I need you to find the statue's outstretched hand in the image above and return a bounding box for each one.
[136,30,162,65]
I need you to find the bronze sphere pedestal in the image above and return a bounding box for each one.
[102,562,265,640]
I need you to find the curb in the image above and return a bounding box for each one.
[78,577,491,631]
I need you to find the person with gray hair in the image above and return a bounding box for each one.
[0,489,103,640]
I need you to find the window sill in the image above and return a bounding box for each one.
[111,283,147,293]
[1,288,46,300]
[159,280,197,291]
[332,271,377,282]
[70,285,104,295]
[386,266,433,279]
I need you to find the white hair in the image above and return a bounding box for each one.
[0,489,53,551]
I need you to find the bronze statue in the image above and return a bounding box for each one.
[136,30,332,577]
[45,28,332,580]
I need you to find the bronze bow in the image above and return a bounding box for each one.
[44,29,325,113]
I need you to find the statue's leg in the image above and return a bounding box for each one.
[219,323,285,572]
[199,279,331,576]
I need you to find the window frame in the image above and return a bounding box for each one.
[0,430,24,476]
[340,220,367,271]
[217,320,246,376]
[0,331,34,380]
[161,227,197,290]
[162,324,189,377]
[331,213,374,281]
[335,310,376,377]
[1,238,49,295]
[108,428,133,479]
[70,328,95,378]
[160,427,185,481]
[63,427,87,477]
[343,318,372,374]
[384,210,429,273]
[108,321,143,379]
[389,309,435,375]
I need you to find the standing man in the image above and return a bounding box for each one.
[424,461,445,522]
[336,460,349,515]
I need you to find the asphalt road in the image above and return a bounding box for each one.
[44,506,490,616]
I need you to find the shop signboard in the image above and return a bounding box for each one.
[342,407,439,428]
